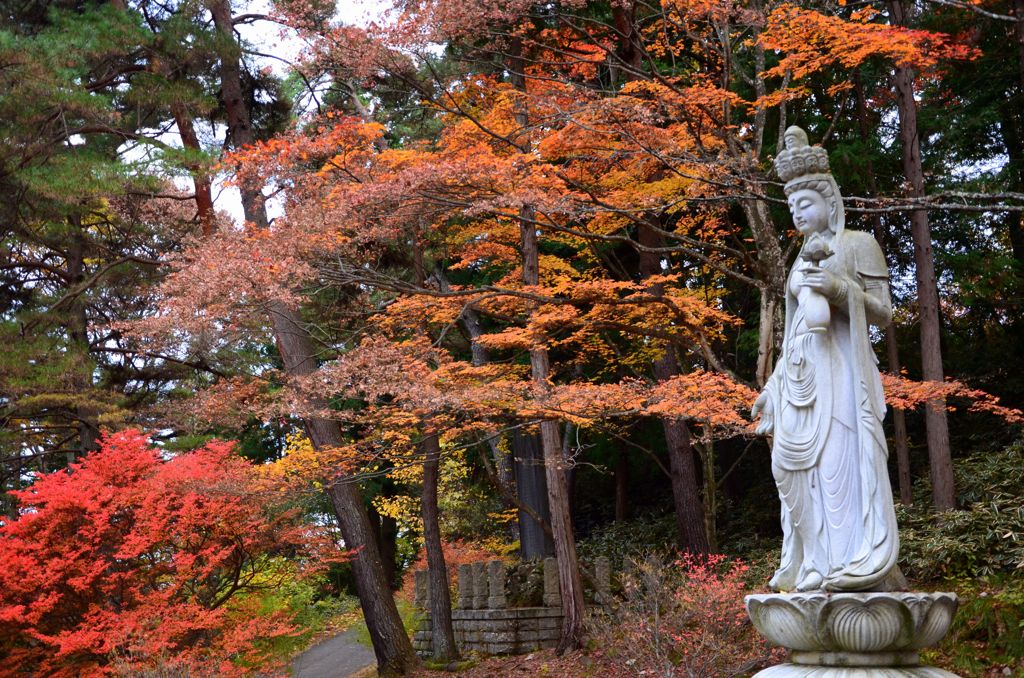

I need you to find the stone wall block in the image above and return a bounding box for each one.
[594,556,611,605]
[542,557,561,607]
[414,569,430,610]
[472,562,488,609]
[537,616,561,631]
[457,563,473,609]
[487,559,507,609]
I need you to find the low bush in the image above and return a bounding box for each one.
[576,513,679,565]
[588,553,779,677]
[898,438,1024,581]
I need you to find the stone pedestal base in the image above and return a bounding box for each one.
[752,666,960,677]
[745,592,960,678]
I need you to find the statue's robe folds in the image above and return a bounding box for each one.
[762,230,899,592]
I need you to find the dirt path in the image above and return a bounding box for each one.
[291,628,376,678]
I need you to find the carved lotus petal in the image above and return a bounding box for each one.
[747,593,958,656]
[820,595,911,652]
[906,593,958,650]
[746,594,825,651]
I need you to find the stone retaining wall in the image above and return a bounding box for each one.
[413,606,564,655]
[412,556,610,657]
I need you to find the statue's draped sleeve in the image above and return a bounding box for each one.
[848,231,892,327]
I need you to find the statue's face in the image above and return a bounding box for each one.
[788,188,829,236]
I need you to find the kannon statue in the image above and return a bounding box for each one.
[752,126,902,593]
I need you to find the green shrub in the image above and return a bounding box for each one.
[576,513,679,565]
[927,575,1024,676]
[898,438,1024,581]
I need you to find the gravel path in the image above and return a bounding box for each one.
[291,628,376,678]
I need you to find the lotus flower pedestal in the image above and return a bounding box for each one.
[745,592,961,677]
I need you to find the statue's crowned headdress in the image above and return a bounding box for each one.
[774,126,831,194]
[774,125,845,234]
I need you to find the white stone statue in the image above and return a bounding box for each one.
[751,126,901,593]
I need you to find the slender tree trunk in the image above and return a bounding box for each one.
[521,207,586,652]
[412,243,458,660]
[209,2,417,672]
[637,223,710,553]
[887,0,956,511]
[421,429,459,661]
[457,301,517,495]
[656,356,712,554]
[885,326,914,505]
[995,0,1024,266]
[66,223,100,460]
[512,429,555,559]
[741,199,786,388]
[614,449,629,522]
[369,505,399,589]
[697,439,718,551]
[171,103,215,237]
[998,103,1024,264]
[854,76,913,505]
[509,41,585,652]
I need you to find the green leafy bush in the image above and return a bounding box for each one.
[898,438,1024,581]
[894,438,1024,675]
[576,513,679,565]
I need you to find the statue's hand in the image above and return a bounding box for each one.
[802,266,847,301]
[752,391,774,436]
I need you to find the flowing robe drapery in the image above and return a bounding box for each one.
[762,229,899,592]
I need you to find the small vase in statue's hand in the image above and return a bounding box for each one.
[800,233,835,332]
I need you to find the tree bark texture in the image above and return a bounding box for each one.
[170,103,215,237]
[887,0,956,511]
[854,77,914,505]
[421,430,459,661]
[637,223,710,553]
[209,2,418,672]
[66,224,100,460]
[512,429,555,559]
[521,214,586,652]
[741,196,786,389]
[369,505,399,589]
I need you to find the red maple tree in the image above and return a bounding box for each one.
[0,430,334,677]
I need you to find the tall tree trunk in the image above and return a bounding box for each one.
[447,273,541,554]
[209,2,417,672]
[741,198,786,388]
[854,76,913,505]
[656,356,712,554]
[369,505,399,589]
[66,222,100,461]
[512,429,555,559]
[171,103,215,237]
[457,301,517,495]
[412,243,458,660]
[614,449,629,522]
[887,0,956,511]
[421,429,459,661]
[509,42,585,652]
[1011,0,1024,261]
[521,205,586,652]
[998,103,1024,265]
[637,223,710,554]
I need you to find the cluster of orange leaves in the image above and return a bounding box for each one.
[881,373,1024,424]
[140,0,1006,504]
